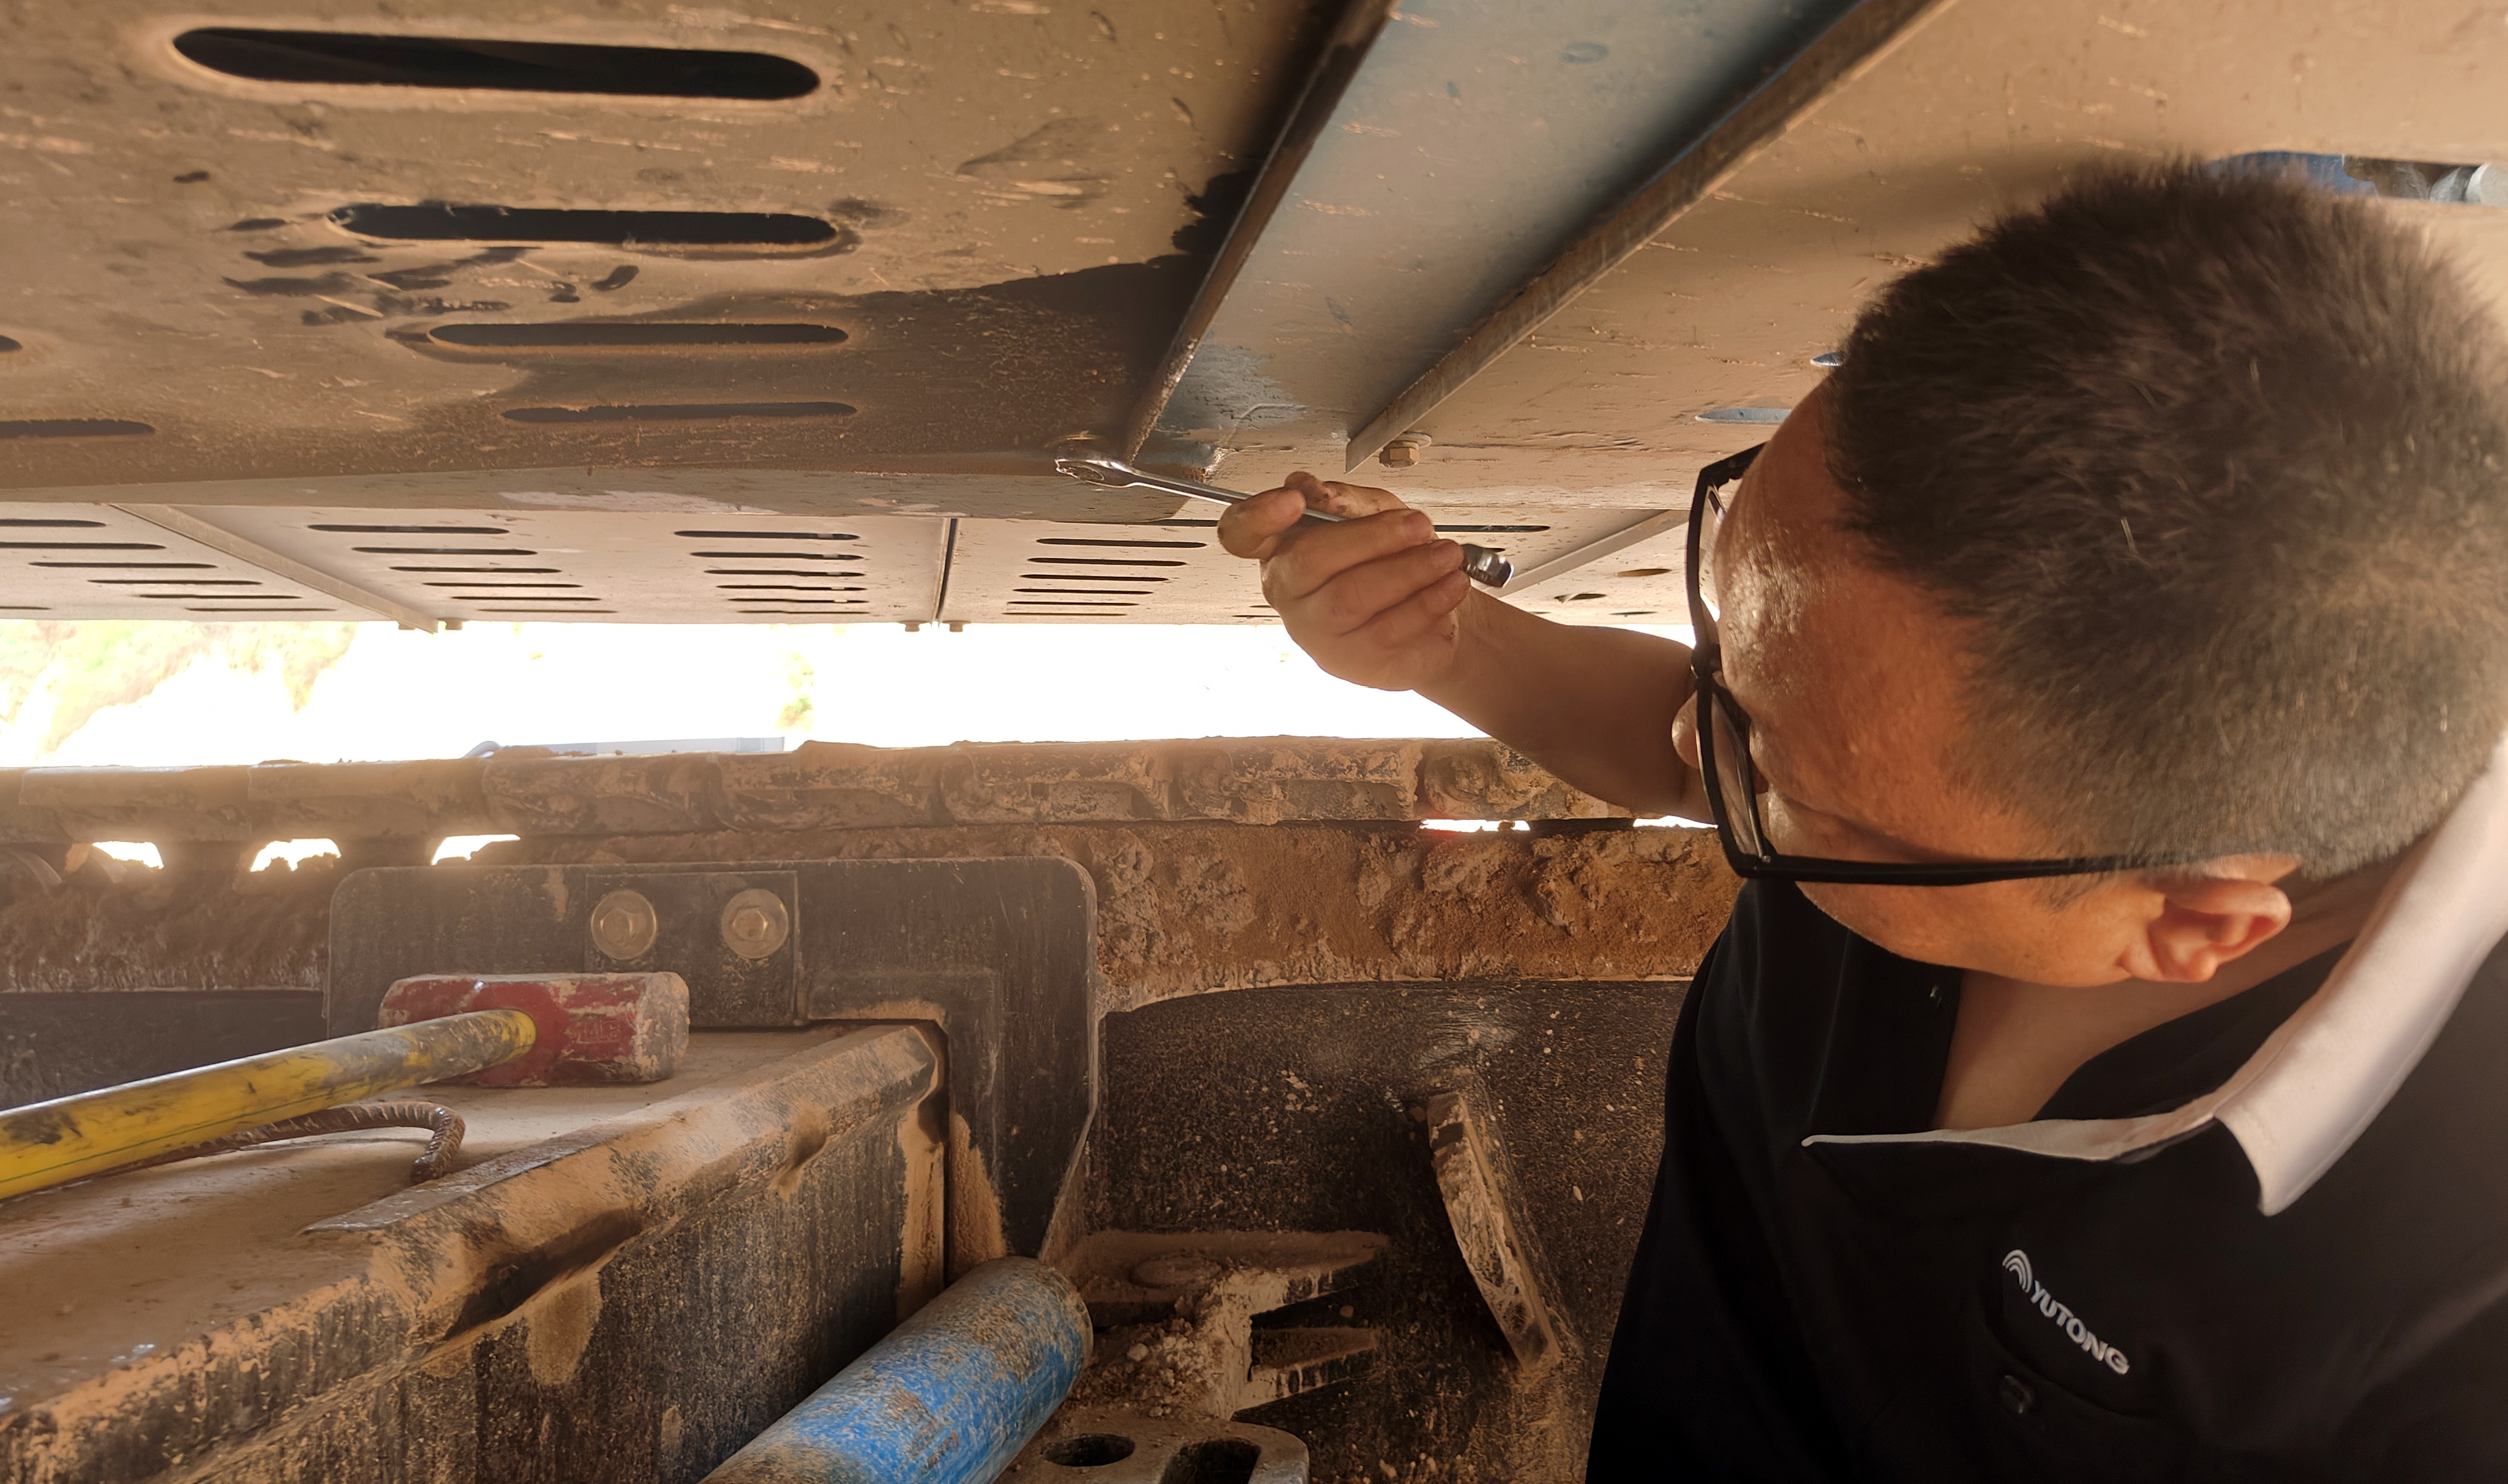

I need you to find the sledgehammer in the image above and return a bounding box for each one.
[0,973,687,1202]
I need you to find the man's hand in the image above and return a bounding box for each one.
[1216,470,1473,692]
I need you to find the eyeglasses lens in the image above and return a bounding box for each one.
[1695,493,1725,623]
[1706,690,1765,859]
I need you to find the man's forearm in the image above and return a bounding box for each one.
[1417,593,1708,817]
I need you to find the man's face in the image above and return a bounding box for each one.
[1676,384,2198,986]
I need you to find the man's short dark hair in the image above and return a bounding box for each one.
[1827,161,2508,875]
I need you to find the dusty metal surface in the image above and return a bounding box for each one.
[10,1,2508,622]
[1058,1230,1387,1420]
[0,1024,945,1484]
[1084,979,1684,1483]
[0,989,325,1106]
[1418,1089,1560,1374]
[0,736,1648,850]
[0,819,1735,1005]
[327,856,1098,1264]
[1006,1407,1310,1483]
[0,0,1329,493]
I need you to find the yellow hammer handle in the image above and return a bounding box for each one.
[0,1008,536,1202]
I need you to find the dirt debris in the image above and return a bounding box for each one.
[0,823,1735,1002]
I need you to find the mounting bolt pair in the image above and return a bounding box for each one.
[590,887,789,961]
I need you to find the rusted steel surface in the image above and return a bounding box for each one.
[0,1025,945,1484]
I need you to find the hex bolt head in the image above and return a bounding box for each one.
[1378,432,1431,468]
[719,887,791,960]
[589,889,659,961]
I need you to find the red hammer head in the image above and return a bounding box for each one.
[378,973,689,1086]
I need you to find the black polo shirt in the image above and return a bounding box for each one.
[1587,875,2508,1482]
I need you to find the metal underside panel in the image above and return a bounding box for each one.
[9,0,2508,623]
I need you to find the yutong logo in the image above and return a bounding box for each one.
[2003,1250,2130,1376]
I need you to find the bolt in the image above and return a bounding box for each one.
[719,888,790,959]
[1378,432,1431,468]
[589,890,658,960]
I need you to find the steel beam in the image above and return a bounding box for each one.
[1342,0,1951,470]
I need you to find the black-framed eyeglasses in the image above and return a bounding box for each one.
[1684,444,2190,886]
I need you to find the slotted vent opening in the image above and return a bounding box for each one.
[422,581,580,589]
[393,565,560,574]
[677,530,859,541]
[337,204,842,249]
[1034,537,1207,549]
[1435,523,1551,533]
[88,578,261,586]
[2,541,165,551]
[1023,571,1173,582]
[1027,557,1188,568]
[702,567,860,577]
[311,523,510,534]
[0,518,105,528]
[505,401,852,423]
[432,323,847,348]
[0,419,154,439]
[693,551,863,561]
[353,545,538,555]
[171,29,820,100]
[35,560,210,569]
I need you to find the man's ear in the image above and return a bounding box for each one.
[2122,856,2297,983]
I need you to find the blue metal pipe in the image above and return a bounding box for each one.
[704,1257,1092,1484]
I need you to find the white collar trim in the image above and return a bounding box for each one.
[1804,733,2508,1216]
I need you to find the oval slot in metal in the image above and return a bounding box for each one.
[503,402,854,422]
[430,322,848,349]
[173,29,820,100]
[335,204,843,249]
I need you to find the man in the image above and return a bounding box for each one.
[1217,164,2508,1478]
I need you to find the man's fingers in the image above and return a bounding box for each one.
[1350,569,1472,651]
[1263,509,1441,604]
[1215,485,1313,560]
[1296,539,1465,635]
[1293,471,1406,519]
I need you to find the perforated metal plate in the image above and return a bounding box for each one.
[192,506,945,624]
[0,504,362,619]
